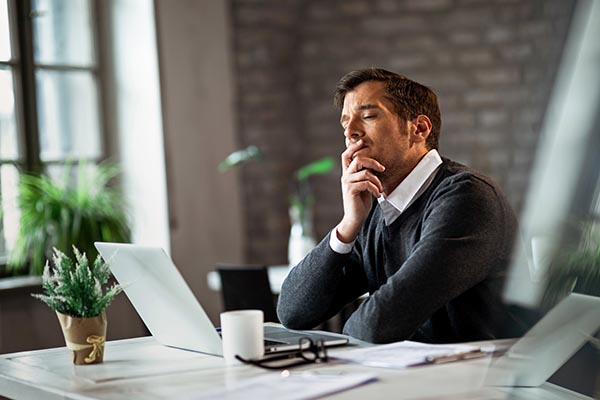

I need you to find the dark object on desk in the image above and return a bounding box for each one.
[217,265,279,322]
[236,336,329,370]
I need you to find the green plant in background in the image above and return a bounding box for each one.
[542,221,600,309]
[218,145,262,171]
[8,161,130,275]
[219,145,336,227]
[220,146,336,264]
[32,246,122,318]
[290,156,336,233]
[542,221,600,399]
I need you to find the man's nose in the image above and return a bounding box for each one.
[344,120,364,142]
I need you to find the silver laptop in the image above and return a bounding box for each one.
[486,292,600,387]
[95,242,348,356]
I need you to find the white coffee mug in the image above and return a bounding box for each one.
[220,310,264,366]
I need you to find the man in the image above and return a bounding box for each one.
[277,68,518,344]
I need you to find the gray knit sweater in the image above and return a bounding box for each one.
[277,159,518,344]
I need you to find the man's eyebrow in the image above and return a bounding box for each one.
[358,104,379,111]
[340,104,380,125]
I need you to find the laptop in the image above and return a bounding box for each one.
[94,242,348,356]
[485,292,600,387]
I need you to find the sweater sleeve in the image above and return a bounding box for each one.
[343,175,513,343]
[277,231,368,329]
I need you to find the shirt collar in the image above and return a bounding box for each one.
[377,149,443,225]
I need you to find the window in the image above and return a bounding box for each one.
[0,0,105,267]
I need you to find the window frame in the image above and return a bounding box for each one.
[0,0,109,269]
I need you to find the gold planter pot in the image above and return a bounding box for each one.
[56,311,107,365]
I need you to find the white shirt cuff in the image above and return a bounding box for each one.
[329,226,355,254]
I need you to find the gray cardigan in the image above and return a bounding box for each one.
[277,159,518,344]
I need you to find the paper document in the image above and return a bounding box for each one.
[331,340,489,369]
[191,371,377,400]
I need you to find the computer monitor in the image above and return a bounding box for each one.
[503,0,600,309]
[497,0,600,394]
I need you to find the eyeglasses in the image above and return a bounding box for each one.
[236,337,328,370]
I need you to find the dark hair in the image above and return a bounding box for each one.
[334,68,441,150]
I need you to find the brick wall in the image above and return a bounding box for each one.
[229,0,576,264]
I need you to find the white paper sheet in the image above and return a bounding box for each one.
[190,371,377,400]
[330,340,488,369]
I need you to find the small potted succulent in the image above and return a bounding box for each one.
[32,246,122,365]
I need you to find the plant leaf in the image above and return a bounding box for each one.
[295,157,336,181]
[8,161,131,274]
[31,246,122,317]
[218,146,262,172]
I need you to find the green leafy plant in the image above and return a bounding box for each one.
[8,161,130,275]
[32,246,122,318]
[542,221,600,309]
[218,145,262,171]
[290,156,336,232]
[219,145,336,232]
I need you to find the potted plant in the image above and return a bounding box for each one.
[542,221,600,309]
[8,161,130,275]
[219,146,335,265]
[287,157,335,265]
[32,246,122,365]
[538,221,600,397]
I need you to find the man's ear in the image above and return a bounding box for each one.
[410,115,432,145]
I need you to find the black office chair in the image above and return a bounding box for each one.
[216,265,279,322]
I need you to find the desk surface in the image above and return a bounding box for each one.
[0,334,592,400]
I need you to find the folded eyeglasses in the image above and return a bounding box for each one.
[235,337,329,370]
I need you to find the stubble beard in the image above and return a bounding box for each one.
[377,157,412,195]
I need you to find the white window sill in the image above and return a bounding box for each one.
[0,276,42,292]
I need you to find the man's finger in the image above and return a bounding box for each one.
[341,139,365,170]
[347,156,386,174]
[348,181,381,198]
[344,169,383,194]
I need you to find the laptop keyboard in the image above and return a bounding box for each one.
[219,331,286,346]
[264,339,285,346]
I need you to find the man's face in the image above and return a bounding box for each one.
[340,81,419,187]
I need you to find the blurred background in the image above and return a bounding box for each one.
[0,0,584,353]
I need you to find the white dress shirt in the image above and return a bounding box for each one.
[329,149,443,254]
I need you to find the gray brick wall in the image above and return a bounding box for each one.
[229,0,576,264]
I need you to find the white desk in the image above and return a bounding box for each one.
[0,333,592,400]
